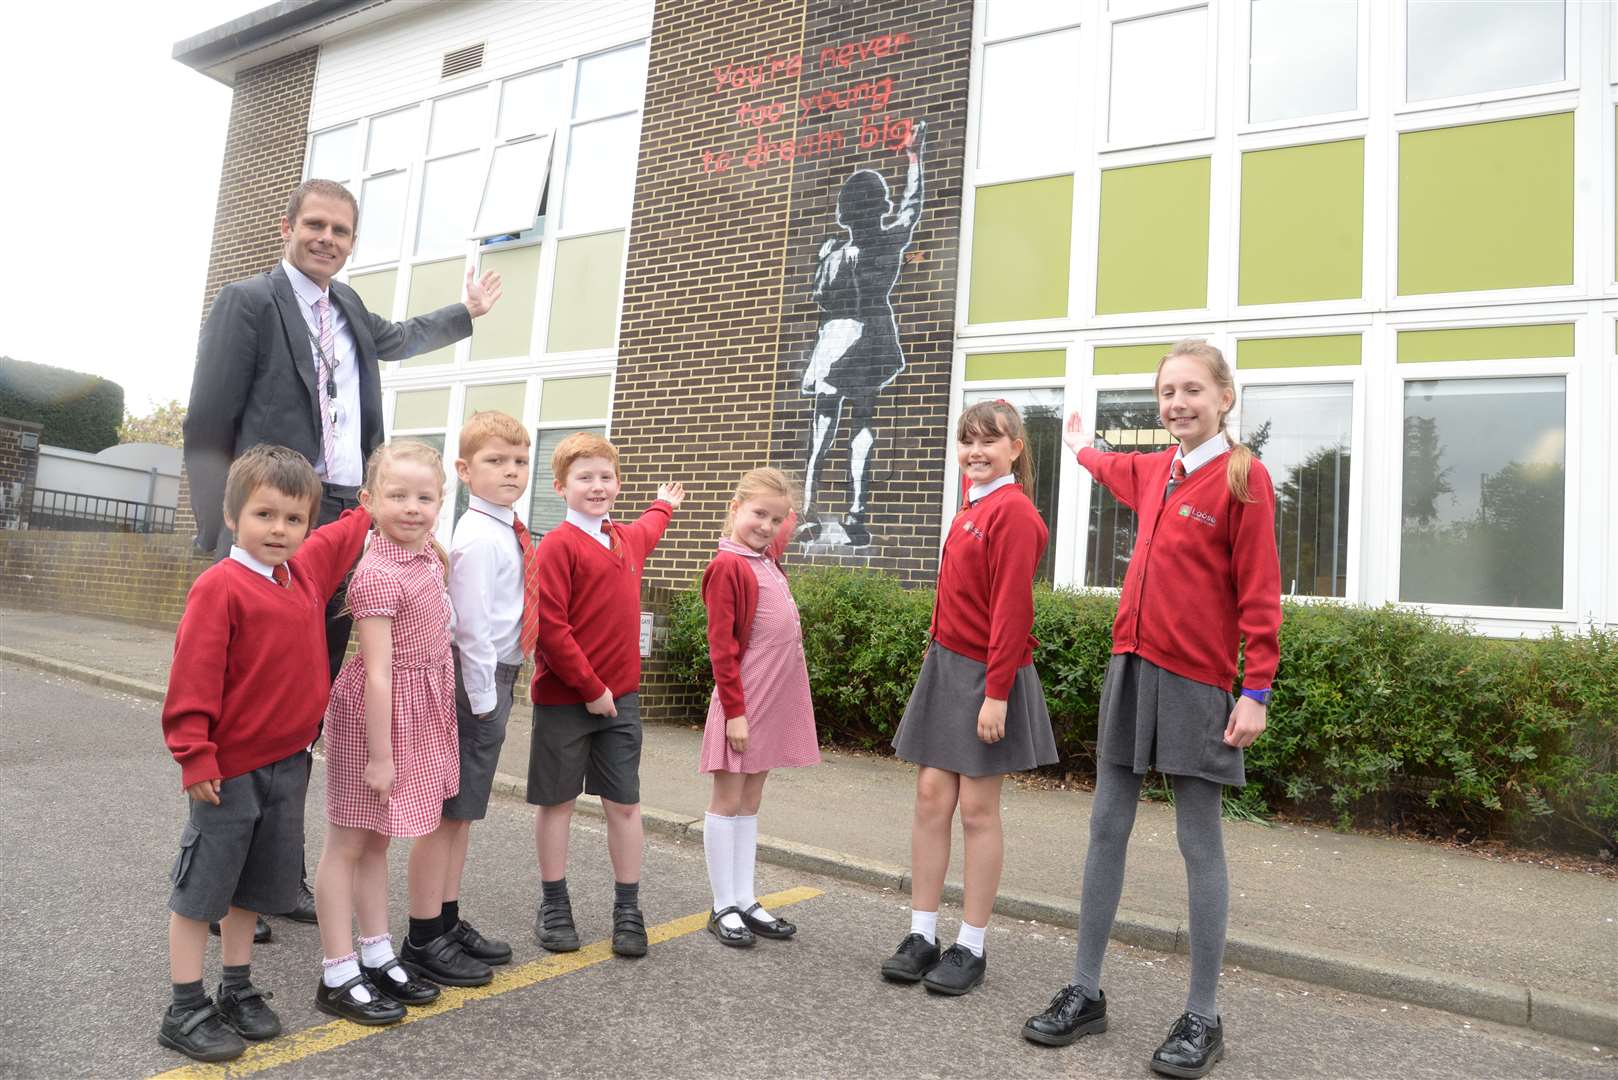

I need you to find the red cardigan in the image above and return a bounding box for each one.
[530,501,673,704]
[1077,445,1281,690]
[928,483,1048,699]
[161,508,371,788]
[701,513,795,720]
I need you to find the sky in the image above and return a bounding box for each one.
[0,1,268,415]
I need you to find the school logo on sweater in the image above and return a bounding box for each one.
[1179,504,1217,528]
[960,519,986,542]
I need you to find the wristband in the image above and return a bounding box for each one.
[1240,687,1272,706]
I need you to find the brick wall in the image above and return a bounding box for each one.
[0,417,42,531]
[0,532,202,629]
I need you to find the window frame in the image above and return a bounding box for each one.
[1237,0,1370,136]
[1097,2,1219,154]
[1395,0,1581,116]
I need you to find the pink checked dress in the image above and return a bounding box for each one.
[324,534,459,837]
[699,539,820,774]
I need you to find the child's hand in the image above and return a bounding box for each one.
[586,689,618,717]
[364,757,395,808]
[657,482,686,510]
[1062,410,1086,456]
[186,778,222,805]
[977,697,1007,744]
[726,714,749,754]
[1224,696,1267,749]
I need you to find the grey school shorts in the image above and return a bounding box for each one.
[525,693,642,807]
[442,647,520,822]
[168,750,311,923]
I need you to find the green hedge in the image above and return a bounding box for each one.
[0,356,124,453]
[665,566,1618,851]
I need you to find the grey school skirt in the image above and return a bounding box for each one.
[892,642,1059,778]
[1098,653,1244,787]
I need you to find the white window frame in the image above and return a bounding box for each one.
[1237,0,1370,136]
[1097,1,1219,154]
[1395,0,1582,116]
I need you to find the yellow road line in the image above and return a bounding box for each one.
[153,886,822,1079]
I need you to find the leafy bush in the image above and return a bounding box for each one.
[663,566,1618,851]
[0,356,123,453]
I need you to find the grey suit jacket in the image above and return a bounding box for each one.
[183,264,471,552]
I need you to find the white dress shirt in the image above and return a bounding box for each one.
[229,545,289,585]
[564,506,613,549]
[967,473,1018,503]
[1174,431,1231,478]
[282,259,363,486]
[449,495,526,715]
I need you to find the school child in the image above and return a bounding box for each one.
[526,432,684,957]
[400,411,533,987]
[312,440,461,1025]
[882,400,1058,996]
[698,467,820,948]
[159,444,372,1062]
[1021,340,1281,1079]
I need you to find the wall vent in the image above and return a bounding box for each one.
[442,42,485,80]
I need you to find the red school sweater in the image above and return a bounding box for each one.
[702,512,795,720]
[530,501,673,705]
[1077,445,1281,690]
[928,483,1049,699]
[161,508,372,789]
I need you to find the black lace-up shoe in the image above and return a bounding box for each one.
[1150,1012,1224,1078]
[314,974,406,1026]
[158,999,246,1062]
[1023,985,1107,1046]
[612,904,648,957]
[216,982,282,1040]
[208,916,272,943]
[921,943,986,995]
[451,919,512,965]
[535,897,580,953]
[361,959,441,1005]
[280,882,319,924]
[880,932,941,983]
[401,930,493,987]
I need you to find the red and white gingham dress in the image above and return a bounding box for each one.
[323,534,459,837]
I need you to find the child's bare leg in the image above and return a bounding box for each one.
[218,906,259,967]
[534,801,574,881]
[354,831,393,939]
[601,799,643,885]
[708,771,746,816]
[958,773,1006,929]
[315,824,370,960]
[443,819,472,904]
[909,766,960,913]
[169,912,209,984]
[739,772,769,816]
[406,824,453,922]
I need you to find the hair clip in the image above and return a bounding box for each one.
[994,397,1009,405]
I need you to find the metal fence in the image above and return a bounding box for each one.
[28,488,176,534]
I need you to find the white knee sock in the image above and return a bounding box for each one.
[735,813,774,921]
[704,813,744,931]
[322,953,371,1002]
[910,909,939,945]
[359,932,407,983]
[955,920,987,957]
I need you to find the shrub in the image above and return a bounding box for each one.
[0,356,124,453]
[662,566,1618,851]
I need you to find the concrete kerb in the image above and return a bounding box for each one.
[6,646,1611,1049]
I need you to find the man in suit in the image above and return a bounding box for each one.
[183,178,503,927]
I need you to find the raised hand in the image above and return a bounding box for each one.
[657,482,686,510]
[464,267,504,318]
[1062,410,1086,456]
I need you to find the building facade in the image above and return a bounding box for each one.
[175,0,1618,638]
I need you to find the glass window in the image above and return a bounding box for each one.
[1241,384,1352,597]
[1084,389,1169,587]
[499,66,567,141]
[402,259,464,368]
[1249,0,1358,123]
[392,387,451,430]
[429,87,489,157]
[1399,376,1565,609]
[454,382,527,521]
[977,30,1081,180]
[415,150,482,256]
[530,425,607,537]
[1406,0,1564,103]
[984,0,1076,39]
[366,107,421,173]
[962,389,1063,583]
[475,135,554,238]
[574,43,648,120]
[968,176,1074,323]
[562,114,639,233]
[354,170,408,267]
[1109,7,1209,145]
[309,124,357,182]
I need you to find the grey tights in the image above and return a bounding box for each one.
[1071,761,1229,1021]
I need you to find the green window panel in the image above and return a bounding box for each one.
[1239,139,1363,306]
[1093,342,1174,375]
[1096,157,1210,315]
[463,381,526,420]
[347,269,398,321]
[539,374,612,422]
[1239,334,1362,369]
[1398,113,1573,296]
[470,245,542,362]
[1397,324,1574,364]
[547,231,624,352]
[393,387,451,430]
[967,175,1073,324]
[403,258,465,368]
[964,350,1066,381]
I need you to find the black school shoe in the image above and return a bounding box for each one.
[450,918,512,965]
[1150,1012,1225,1078]
[279,882,319,925]
[880,932,941,983]
[314,974,406,1026]
[612,904,648,957]
[921,944,986,996]
[535,897,581,953]
[707,907,755,948]
[1023,985,1107,1046]
[208,916,272,943]
[401,930,493,987]
[158,999,246,1062]
[739,903,796,940]
[361,959,441,1006]
[216,982,282,1040]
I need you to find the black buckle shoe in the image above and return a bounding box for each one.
[739,902,796,940]
[158,999,246,1062]
[706,907,755,948]
[535,897,580,953]
[280,882,319,925]
[612,904,648,957]
[450,918,512,965]
[361,958,442,1005]
[1023,985,1107,1046]
[880,932,941,983]
[1150,1012,1224,1078]
[208,916,272,943]
[215,983,282,1040]
[314,974,406,1026]
[922,943,986,996]
[401,931,493,987]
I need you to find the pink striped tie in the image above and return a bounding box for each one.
[315,297,336,472]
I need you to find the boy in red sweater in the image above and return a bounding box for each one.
[524,432,683,958]
[158,445,371,1063]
